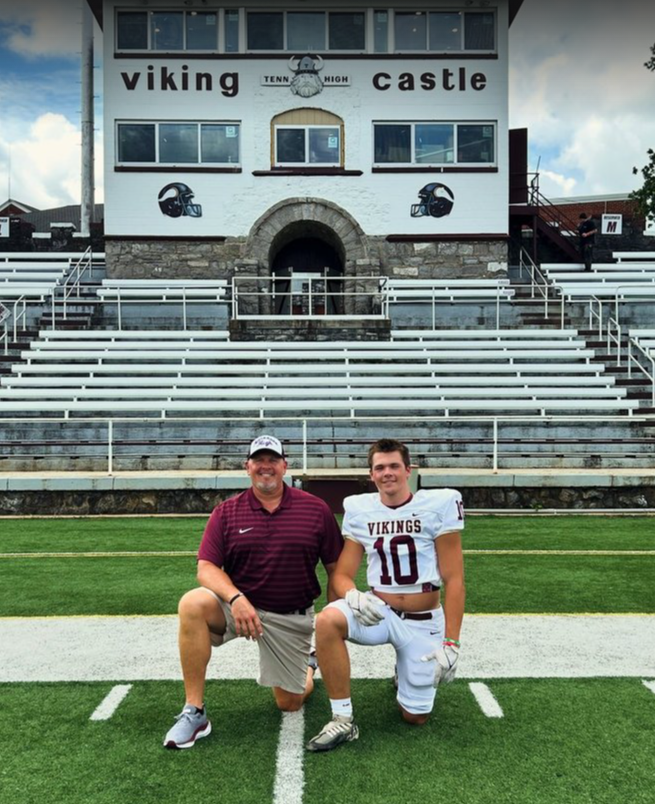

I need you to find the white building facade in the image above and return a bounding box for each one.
[91,1,523,282]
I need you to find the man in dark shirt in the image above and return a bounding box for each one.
[163,434,343,749]
[578,213,598,271]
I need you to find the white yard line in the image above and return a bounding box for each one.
[469,682,504,718]
[89,684,133,721]
[2,615,655,682]
[272,710,305,804]
[642,680,655,696]
[1,549,654,559]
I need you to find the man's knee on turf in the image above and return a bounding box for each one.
[273,688,305,712]
[178,588,220,625]
[400,707,430,726]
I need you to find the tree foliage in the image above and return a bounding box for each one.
[630,44,655,225]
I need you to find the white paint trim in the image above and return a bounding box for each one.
[641,680,655,695]
[273,710,305,804]
[469,682,504,718]
[89,684,133,720]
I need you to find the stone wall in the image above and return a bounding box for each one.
[105,236,508,280]
[2,484,654,516]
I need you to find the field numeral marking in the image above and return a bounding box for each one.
[469,682,504,718]
[273,709,305,804]
[90,684,133,721]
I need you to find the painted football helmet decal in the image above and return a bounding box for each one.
[411,183,455,218]
[158,183,203,218]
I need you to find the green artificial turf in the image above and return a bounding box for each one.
[2,679,653,804]
[0,681,280,804]
[305,678,655,804]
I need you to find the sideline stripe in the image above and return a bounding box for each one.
[273,709,305,804]
[89,684,133,721]
[469,682,504,718]
[1,549,654,559]
[642,680,655,696]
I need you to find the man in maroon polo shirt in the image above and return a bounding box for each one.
[163,434,343,750]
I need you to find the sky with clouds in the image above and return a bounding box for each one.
[0,0,654,209]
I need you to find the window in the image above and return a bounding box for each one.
[275,126,340,166]
[247,11,365,51]
[117,122,240,166]
[373,10,389,53]
[389,9,495,52]
[116,10,220,51]
[373,122,495,167]
[224,9,240,52]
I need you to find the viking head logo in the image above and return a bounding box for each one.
[288,54,324,98]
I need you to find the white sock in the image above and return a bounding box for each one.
[330,698,353,718]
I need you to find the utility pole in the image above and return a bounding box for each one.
[80,1,95,237]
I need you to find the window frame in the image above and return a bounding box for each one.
[386,8,496,54]
[116,120,242,168]
[372,121,497,168]
[246,9,367,53]
[115,9,222,52]
[274,124,342,167]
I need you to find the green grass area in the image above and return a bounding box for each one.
[306,679,655,804]
[1,515,654,554]
[0,681,280,804]
[2,679,654,804]
[1,516,654,616]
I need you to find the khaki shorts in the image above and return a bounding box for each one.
[200,588,315,695]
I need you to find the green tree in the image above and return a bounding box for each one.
[630,45,655,225]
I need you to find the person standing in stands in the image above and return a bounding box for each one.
[163,434,343,749]
[578,213,598,271]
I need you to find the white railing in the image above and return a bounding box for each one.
[57,247,96,327]
[232,275,388,320]
[607,317,623,367]
[1,413,652,475]
[519,248,566,327]
[627,338,655,407]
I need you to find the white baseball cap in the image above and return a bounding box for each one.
[247,435,285,459]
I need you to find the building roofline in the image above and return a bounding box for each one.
[509,0,525,26]
[87,0,102,28]
[549,193,633,204]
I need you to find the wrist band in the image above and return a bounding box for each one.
[229,593,243,606]
[443,638,461,648]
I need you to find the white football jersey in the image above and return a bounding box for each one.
[342,488,464,594]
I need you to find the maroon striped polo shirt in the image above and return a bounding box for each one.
[197,484,343,613]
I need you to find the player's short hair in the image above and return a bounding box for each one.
[579,212,588,219]
[367,438,411,469]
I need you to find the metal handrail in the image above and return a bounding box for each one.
[518,247,566,326]
[627,337,655,407]
[607,317,622,367]
[0,413,652,476]
[58,247,95,327]
[527,172,581,236]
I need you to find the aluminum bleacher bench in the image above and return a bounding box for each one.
[543,272,655,282]
[10,360,605,376]
[25,338,589,353]
[0,386,627,401]
[36,329,231,341]
[0,398,639,416]
[101,279,228,287]
[554,284,655,299]
[613,252,655,262]
[19,347,596,363]
[0,272,66,282]
[390,328,579,340]
[0,284,59,299]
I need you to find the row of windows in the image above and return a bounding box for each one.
[116,121,496,167]
[116,9,496,53]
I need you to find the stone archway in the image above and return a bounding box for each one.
[245,197,369,269]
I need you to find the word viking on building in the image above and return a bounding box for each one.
[91,0,522,294]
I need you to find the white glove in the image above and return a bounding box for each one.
[421,642,460,685]
[345,589,386,627]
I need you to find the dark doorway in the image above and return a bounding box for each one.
[271,236,344,315]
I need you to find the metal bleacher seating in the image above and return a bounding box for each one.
[0,328,637,417]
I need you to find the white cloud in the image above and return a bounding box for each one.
[536,169,578,199]
[0,113,104,208]
[509,0,655,197]
[1,1,81,58]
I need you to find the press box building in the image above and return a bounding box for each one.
[88,0,524,298]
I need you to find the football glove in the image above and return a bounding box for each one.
[421,643,460,685]
[345,589,386,627]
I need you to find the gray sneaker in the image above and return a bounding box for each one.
[306,715,359,753]
[308,650,318,675]
[163,704,212,749]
